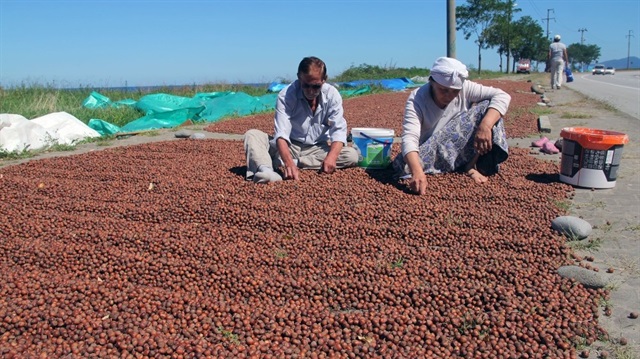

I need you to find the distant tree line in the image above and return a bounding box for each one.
[456,0,601,73]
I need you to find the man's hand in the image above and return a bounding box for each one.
[283,164,300,180]
[276,137,300,180]
[321,153,338,174]
[321,142,343,174]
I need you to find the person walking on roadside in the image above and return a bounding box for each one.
[549,34,569,90]
[243,56,358,184]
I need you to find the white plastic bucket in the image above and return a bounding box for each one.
[351,127,395,169]
[559,127,629,189]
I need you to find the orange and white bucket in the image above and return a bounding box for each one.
[559,127,629,188]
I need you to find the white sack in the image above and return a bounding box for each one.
[31,111,101,145]
[0,114,51,152]
[0,112,101,152]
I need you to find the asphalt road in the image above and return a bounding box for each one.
[565,70,640,120]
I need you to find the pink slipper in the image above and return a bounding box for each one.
[541,141,560,154]
[531,137,549,147]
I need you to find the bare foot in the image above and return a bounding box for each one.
[466,169,488,184]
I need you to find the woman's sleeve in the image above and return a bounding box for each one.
[465,81,511,116]
[401,89,422,156]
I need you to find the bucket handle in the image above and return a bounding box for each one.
[586,134,604,143]
[360,132,393,145]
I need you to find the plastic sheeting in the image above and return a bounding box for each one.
[197,93,277,122]
[85,91,279,134]
[82,91,136,109]
[340,77,414,91]
[79,83,374,135]
[0,112,101,152]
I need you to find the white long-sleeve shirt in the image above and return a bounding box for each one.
[272,80,348,146]
[549,42,567,61]
[401,81,511,156]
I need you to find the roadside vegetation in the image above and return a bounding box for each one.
[0,65,509,128]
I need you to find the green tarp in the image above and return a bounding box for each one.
[84,86,372,135]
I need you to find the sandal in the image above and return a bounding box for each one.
[531,137,549,147]
[540,141,560,154]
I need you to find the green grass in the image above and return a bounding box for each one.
[568,237,603,251]
[332,63,428,82]
[530,107,554,116]
[611,345,636,359]
[275,248,288,259]
[595,221,613,233]
[391,257,405,269]
[332,63,507,83]
[0,148,36,160]
[553,199,572,212]
[216,326,240,345]
[0,135,78,160]
[625,224,640,232]
[560,112,592,119]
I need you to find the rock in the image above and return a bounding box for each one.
[190,133,206,140]
[538,116,552,133]
[531,84,545,94]
[175,130,192,138]
[552,216,592,239]
[557,266,607,289]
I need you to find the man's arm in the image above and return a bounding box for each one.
[321,87,348,174]
[321,141,343,174]
[276,137,299,180]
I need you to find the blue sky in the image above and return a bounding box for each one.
[1,0,639,88]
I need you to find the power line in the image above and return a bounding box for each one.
[526,0,544,21]
[542,9,555,40]
[578,28,588,45]
[627,30,635,69]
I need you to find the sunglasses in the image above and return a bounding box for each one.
[301,82,323,90]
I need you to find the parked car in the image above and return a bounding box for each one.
[605,66,616,75]
[516,59,531,74]
[592,65,606,75]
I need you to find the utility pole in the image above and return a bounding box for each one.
[577,28,588,72]
[627,30,635,69]
[506,0,513,74]
[543,9,555,40]
[578,28,587,45]
[447,0,456,58]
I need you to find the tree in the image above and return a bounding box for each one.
[456,0,505,73]
[509,16,547,71]
[483,0,521,73]
[567,43,602,70]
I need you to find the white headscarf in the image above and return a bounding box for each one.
[430,57,469,90]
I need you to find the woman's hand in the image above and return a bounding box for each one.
[404,151,427,195]
[409,171,427,195]
[475,108,502,156]
[474,124,493,155]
